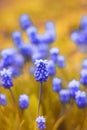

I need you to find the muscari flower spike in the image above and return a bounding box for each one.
[19,14,32,30]
[0,68,13,89]
[36,116,46,130]
[12,31,23,47]
[38,44,49,59]
[32,52,42,63]
[50,48,59,63]
[45,21,56,43]
[57,55,66,68]
[19,94,29,109]
[19,44,32,58]
[80,69,87,86]
[47,60,56,76]
[34,59,49,82]
[59,89,70,104]
[75,90,87,108]
[52,77,62,92]
[0,93,7,106]
[1,48,17,67]
[26,26,38,44]
[68,80,80,98]
[9,67,22,77]
[70,17,87,53]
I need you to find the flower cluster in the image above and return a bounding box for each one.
[51,58,87,109]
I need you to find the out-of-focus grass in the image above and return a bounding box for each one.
[0,0,87,130]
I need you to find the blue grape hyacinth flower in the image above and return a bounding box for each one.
[12,31,23,47]
[19,14,32,30]
[32,52,42,63]
[34,59,49,82]
[14,54,24,68]
[75,90,87,108]
[50,48,59,63]
[1,48,16,67]
[57,55,66,68]
[47,60,56,76]
[71,28,87,53]
[45,21,56,43]
[0,68,13,89]
[9,67,22,77]
[19,94,29,109]
[68,80,80,98]
[0,94,7,106]
[26,26,38,44]
[80,69,87,86]
[36,116,46,130]
[19,44,32,58]
[45,21,55,31]
[38,44,49,59]
[52,78,62,92]
[59,89,70,103]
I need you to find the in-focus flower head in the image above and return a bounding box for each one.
[75,90,87,108]
[34,59,49,82]
[57,55,66,68]
[47,60,56,76]
[19,94,29,109]
[59,89,70,103]
[80,69,87,85]
[68,80,80,98]
[0,68,13,89]
[0,93,7,106]
[82,58,87,69]
[36,116,46,130]
[52,77,62,92]
[19,14,32,30]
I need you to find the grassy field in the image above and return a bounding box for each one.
[0,0,87,130]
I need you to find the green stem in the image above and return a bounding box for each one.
[38,82,43,116]
[9,88,17,106]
